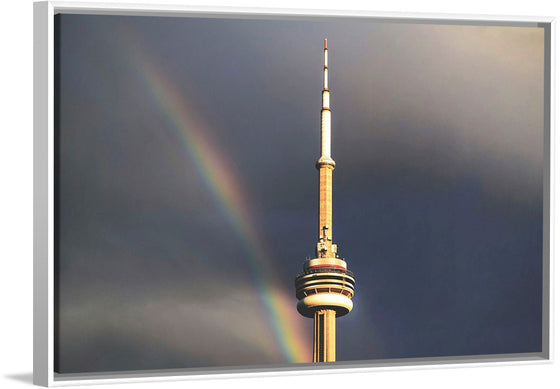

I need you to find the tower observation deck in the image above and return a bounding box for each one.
[295,39,355,363]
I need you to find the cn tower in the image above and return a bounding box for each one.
[295,39,355,363]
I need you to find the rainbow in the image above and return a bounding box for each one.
[113,26,311,363]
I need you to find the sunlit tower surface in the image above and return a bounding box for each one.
[295,39,355,363]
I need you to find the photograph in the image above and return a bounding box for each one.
[52,9,547,377]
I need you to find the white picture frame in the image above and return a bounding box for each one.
[33,1,555,387]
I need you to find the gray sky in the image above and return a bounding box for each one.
[55,14,545,373]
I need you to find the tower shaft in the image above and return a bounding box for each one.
[313,309,336,362]
[295,39,354,364]
[318,165,333,246]
[314,39,337,362]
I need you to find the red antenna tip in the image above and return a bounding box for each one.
[324,39,328,49]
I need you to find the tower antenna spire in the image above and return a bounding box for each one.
[295,40,355,363]
[318,37,335,248]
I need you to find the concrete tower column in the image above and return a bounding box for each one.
[295,39,355,364]
[315,38,337,363]
[314,309,336,362]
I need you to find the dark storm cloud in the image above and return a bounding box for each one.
[58,280,283,372]
[56,14,544,372]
